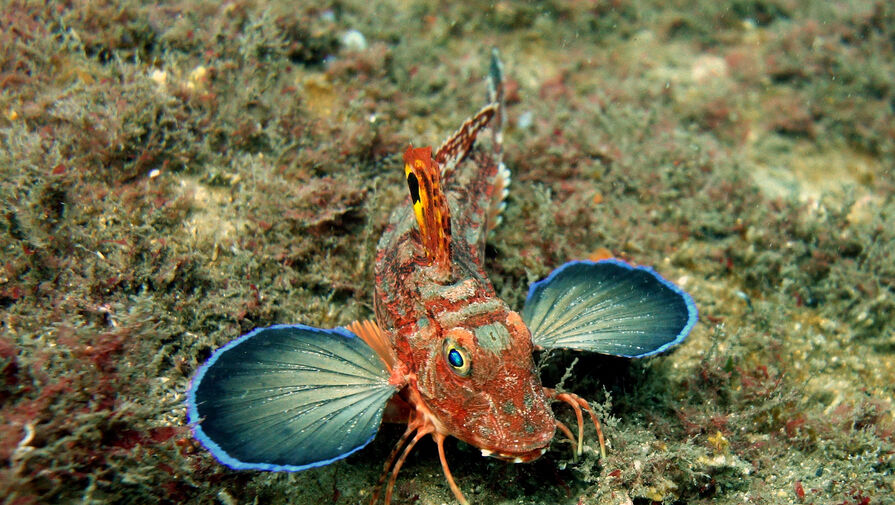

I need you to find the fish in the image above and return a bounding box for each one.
[186,49,698,505]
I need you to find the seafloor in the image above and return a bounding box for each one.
[1,1,893,504]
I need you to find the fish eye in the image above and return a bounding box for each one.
[442,338,471,377]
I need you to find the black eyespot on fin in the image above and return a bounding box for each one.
[407,172,421,204]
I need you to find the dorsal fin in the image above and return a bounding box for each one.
[485,48,509,232]
[434,103,496,179]
[403,146,452,274]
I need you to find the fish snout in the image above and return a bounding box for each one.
[479,442,550,463]
[475,394,556,463]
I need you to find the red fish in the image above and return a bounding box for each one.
[187,49,697,505]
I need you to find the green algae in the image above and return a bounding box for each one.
[1,1,893,504]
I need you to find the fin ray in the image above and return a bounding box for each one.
[522,260,697,357]
[187,324,398,471]
[347,320,396,372]
[434,103,497,179]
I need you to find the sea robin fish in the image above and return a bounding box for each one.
[187,50,697,504]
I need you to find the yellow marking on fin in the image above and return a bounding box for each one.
[347,320,396,372]
[403,146,452,273]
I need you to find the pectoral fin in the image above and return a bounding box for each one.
[187,324,398,471]
[522,260,697,358]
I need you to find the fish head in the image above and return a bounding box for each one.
[413,302,556,462]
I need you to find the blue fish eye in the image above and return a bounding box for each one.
[442,338,471,376]
[448,349,463,367]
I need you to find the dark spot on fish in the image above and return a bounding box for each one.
[502,400,516,415]
[523,390,535,409]
[407,172,420,204]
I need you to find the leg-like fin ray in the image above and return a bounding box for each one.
[435,433,469,505]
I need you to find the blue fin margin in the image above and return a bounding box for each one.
[522,259,698,358]
[187,324,397,472]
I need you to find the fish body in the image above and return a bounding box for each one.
[374,140,556,462]
[187,49,698,505]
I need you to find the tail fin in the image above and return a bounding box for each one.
[404,146,452,275]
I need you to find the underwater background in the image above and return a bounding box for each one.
[1,0,892,503]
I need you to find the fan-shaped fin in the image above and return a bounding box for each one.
[522,260,697,358]
[187,324,398,471]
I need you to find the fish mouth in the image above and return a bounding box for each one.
[478,444,549,463]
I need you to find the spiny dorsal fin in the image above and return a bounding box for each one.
[404,146,452,274]
[435,49,506,178]
[434,103,496,179]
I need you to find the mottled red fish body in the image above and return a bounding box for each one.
[373,169,557,461]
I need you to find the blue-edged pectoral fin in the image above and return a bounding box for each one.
[187,324,398,471]
[522,259,697,358]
